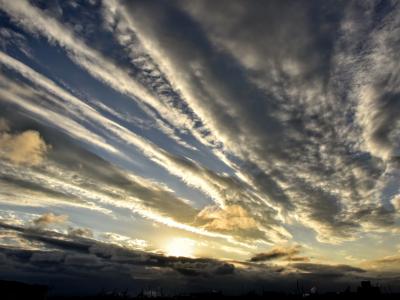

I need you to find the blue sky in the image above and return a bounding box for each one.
[0,0,400,295]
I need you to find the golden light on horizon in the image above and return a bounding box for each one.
[165,237,196,257]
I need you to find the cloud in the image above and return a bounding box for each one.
[30,251,64,263]
[0,115,243,245]
[0,0,397,247]
[0,118,9,131]
[374,256,400,265]
[392,195,400,211]
[0,57,123,157]
[194,204,273,242]
[0,222,238,290]
[0,49,288,245]
[0,118,49,166]
[250,246,303,262]
[0,53,290,246]
[196,205,257,231]
[116,0,400,243]
[118,0,347,233]
[0,0,399,277]
[2,221,395,295]
[291,263,366,279]
[0,0,195,151]
[0,122,201,230]
[352,4,400,162]
[99,232,147,251]
[0,0,349,247]
[357,87,400,161]
[67,227,94,238]
[32,213,68,228]
[362,254,400,272]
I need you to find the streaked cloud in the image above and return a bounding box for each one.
[250,245,307,263]
[116,0,399,243]
[0,0,399,294]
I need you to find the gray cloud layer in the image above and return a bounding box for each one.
[250,246,308,263]
[2,221,396,295]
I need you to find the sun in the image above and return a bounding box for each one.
[165,237,195,257]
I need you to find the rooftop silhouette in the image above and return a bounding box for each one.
[1,279,398,300]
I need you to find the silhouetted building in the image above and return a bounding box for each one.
[0,279,48,300]
[189,290,223,298]
[357,281,381,296]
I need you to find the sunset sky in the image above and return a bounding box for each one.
[0,0,400,295]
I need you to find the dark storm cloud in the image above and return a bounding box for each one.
[291,263,366,279]
[0,221,233,274]
[0,221,240,294]
[250,246,303,262]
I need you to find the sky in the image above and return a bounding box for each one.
[0,0,400,295]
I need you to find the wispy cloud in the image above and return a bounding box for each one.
[116,0,400,242]
[0,0,400,292]
[250,245,308,263]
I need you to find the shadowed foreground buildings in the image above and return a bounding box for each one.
[357,281,381,296]
[1,279,399,300]
[0,279,48,300]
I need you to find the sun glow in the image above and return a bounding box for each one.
[165,237,196,257]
